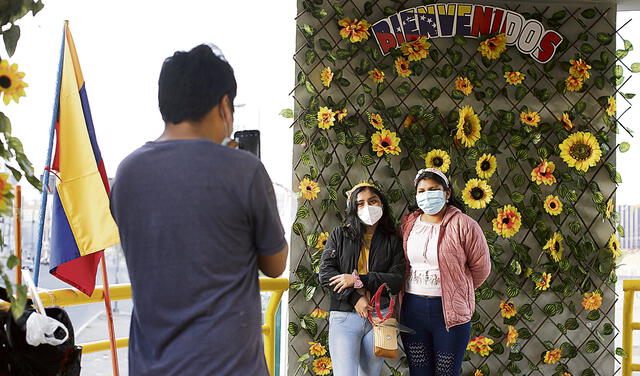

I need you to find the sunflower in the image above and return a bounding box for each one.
[299,178,320,200]
[308,342,327,357]
[492,205,522,238]
[544,195,563,216]
[317,107,336,130]
[559,112,574,131]
[609,233,621,258]
[506,325,518,347]
[543,232,564,262]
[531,160,557,185]
[0,60,27,105]
[403,115,415,128]
[335,108,347,122]
[569,58,591,81]
[544,349,561,364]
[504,71,525,85]
[476,154,497,179]
[400,36,431,61]
[559,132,602,172]
[462,179,493,209]
[455,76,473,96]
[566,75,584,92]
[535,272,552,291]
[478,33,507,60]
[456,106,482,148]
[316,232,329,249]
[320,67,333,87]
[310,308,329,319]
[605,199,614,219]
[338,17,371,43]
[0,173,12,213]
[368,68,385,83]
[606,96,616,116]
[500,301,517,319]
[369,112,384,130]
[395,57,412,77]
[424,149,451,173]
[312,356,332,375]
[467,336,494,356]
[371,129,401,157]
[520,110,541,127]
[582,291,603,311]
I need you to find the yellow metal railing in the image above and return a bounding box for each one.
[623,279,640,376]
[30,278,289,376]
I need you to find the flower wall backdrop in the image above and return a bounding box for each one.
[288,1,635,375]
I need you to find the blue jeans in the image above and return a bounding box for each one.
[399,294,471,376]
[328,310,384,376]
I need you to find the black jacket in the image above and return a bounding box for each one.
[318,226,405,312]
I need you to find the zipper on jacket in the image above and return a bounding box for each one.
[435,223,451,332]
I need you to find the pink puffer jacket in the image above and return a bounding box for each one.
[399,206,491,330]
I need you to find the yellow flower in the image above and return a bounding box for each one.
[536,272,552,291]
[368,68,385,83]
[371,129,401,157]
[455,76,473,96]
[566,75,584,92]
[338,17,371,43]
[507,325,518,347]
[467,336,494,356]
[520,110,541,127]
[310,308,329,319]
[544,195,563,216]
[524,268,533,278]
[317,107,336,130]
[569,58,591,81]
[424,149,451,173]
[395,57,412,77]
[456,106,481,148]
[606,96,616,116]
[316,232,329,249]
[320,67,333,87]
[369,112,384,130]
[609,233,621,258]
[500,301,517,319]
[299,178,320,200]
[504,71,525,85]
[493,205,522,238]
[0,60,28,105]
[312,356,332,375]
[478,34,507,60]
[559,131,602,172]
[582,291,603,311]
[559,112,574,131]
[400,36,431,61]
[476,154,497,179]
[335,108,347,122]
[543,232,564,263]
[308,342,327,357]
[462,179,493,209]
[544,349,562,364]
[403,115,415,128]
[474,370,484,376]
[605,199,614,219]
[0,174,12,213]
[531,160,557,185]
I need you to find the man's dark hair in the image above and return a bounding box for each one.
[158,44,237,124]
[344,186,396,241]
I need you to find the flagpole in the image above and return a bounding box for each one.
[100,253,120,376]
[34,22,66,286]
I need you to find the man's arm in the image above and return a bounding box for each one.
[259,244,288,278]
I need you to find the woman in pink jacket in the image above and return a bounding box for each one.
[399,168,491,375]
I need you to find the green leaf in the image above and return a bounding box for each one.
[6,255,18,269]
[2,24,20,57]
[300,315,318,337]
[352,133,367,145]
[515,86,526,101]
[595,76,605,89]
[518,328,532,339]
[616,347,628,358]
[602,323,614,335]
[304,285,317,301]
[293,131,306,145]
[625,39,634,51]
[305,81,317,95]
[581,8,596,19]
[620,142,630,153]
[584,340,599,353]
[280,108,294,119]
[580,43,594,54]
[318,38,332,51]
[507,286,520,298]
[587,310,601,321]
[305,49,316,65]
[361,154,375,166]
[451,90,465,100]
[631,63,640,73]
[356,93,365,107]
[596,32,613,45]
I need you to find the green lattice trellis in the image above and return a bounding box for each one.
[288,1,636,375]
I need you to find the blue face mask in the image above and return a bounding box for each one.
[416,190,446,215]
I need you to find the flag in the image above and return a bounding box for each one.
[49,23,120,295]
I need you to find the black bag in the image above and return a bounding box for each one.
[0,288,81,376]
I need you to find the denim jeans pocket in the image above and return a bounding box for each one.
[329,311,350,325]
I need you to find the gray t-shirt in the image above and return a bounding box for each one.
[110,139,286,376]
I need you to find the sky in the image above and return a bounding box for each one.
[3,0,296,202]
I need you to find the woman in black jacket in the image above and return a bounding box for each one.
[319,182,405,376]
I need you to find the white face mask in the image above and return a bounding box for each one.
[357,205,383,226]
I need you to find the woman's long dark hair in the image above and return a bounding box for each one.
[344,186,396,241]
[409,171,466,213]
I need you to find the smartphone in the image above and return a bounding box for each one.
[235,130,260,158]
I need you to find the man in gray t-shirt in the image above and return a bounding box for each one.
[110,44,288,376]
